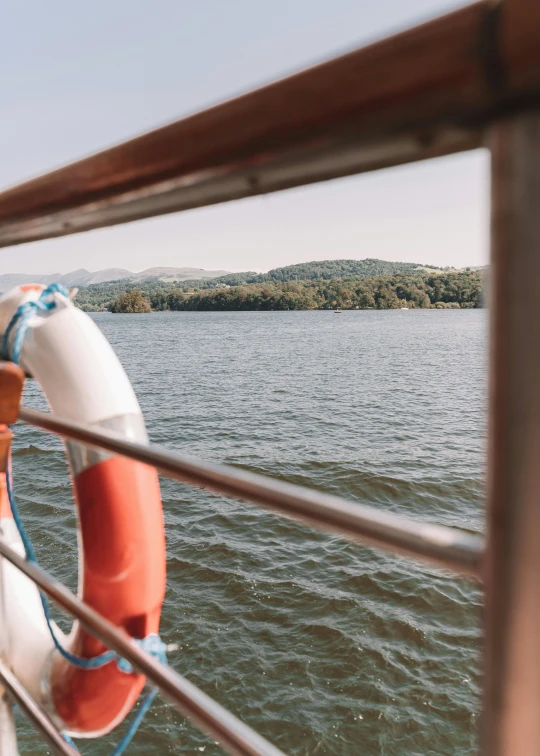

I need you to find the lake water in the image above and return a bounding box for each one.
[12,309,486,755]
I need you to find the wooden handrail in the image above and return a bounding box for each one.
[0,0,538,247]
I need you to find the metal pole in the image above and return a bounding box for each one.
[18,407,484,577]
[0,661,76,756]
[0,540,285,756]
[483,111,540,754]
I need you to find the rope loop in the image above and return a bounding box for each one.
[117,634,168,674]
[1,283,69,364]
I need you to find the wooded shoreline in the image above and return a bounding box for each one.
[76,270,483,313]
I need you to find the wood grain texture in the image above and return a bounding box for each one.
[0,2,487,219]
[0,0,538,245]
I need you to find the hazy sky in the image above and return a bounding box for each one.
[1,0,489,274]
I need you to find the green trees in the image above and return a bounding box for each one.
[110,290,151,313]
[157,271,483,311]
[262,258,440,281]
[81,269,484,313]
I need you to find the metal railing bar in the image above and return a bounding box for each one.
[0,659,78,756]
[0,541,286,756]
[18,406,484,577]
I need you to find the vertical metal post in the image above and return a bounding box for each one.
[484,111,540,755]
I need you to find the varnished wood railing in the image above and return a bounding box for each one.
[0,0,538,247]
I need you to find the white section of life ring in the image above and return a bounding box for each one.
[0,518,54,704]
[0,288,142,426]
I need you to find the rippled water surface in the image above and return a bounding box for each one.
[13,310,486,755]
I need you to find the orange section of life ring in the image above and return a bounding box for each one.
[51,455,166,734]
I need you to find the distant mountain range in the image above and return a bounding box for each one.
[0,266,231,291]
[0,259,475,295]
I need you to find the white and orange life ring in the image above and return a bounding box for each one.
[0,284,166,737]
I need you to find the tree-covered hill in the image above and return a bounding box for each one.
[160,271,482,311]
[211,258,441,286]
[79,269,483,312]
[74,258,454,311]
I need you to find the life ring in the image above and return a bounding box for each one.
[0,284,166,737]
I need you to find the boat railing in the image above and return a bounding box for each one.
[0,0,539,753]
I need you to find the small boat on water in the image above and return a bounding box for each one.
[334,308,342,313]
[401,307,409,310]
